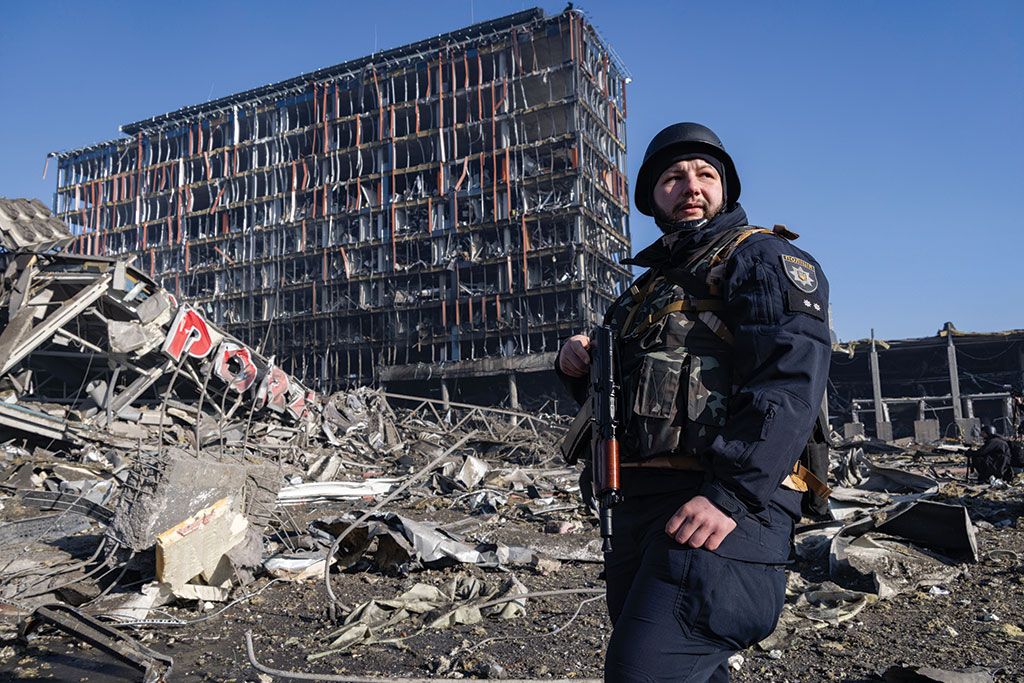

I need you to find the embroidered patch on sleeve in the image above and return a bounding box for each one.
[785,289,827,321]
[780,254,818,293]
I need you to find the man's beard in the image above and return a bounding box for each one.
[653,200,721,233]
[662,196,710,222]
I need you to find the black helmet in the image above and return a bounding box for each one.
[634,122,741,217]
[984,425,998,437]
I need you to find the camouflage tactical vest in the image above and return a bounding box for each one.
[608,226,784,463]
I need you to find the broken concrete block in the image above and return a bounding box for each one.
[155,497,248,591]
[875,422,894,442]
[108,447,248,551]
[107,319,164,356]
[239,456,282,530]
[956,417,982,443]
[914,419,940,444]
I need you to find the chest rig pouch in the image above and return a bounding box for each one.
[611,226,778,463]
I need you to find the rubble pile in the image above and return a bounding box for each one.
[1,234,589,678]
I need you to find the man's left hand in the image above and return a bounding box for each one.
[665,495,737,551]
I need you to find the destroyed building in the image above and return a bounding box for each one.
[49,8,631,406]
[829,323,1024,443]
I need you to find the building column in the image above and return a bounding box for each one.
[947,324,963,420]
[507,372,519,410]
[870,334,892,441]
[945,323,980,440]
[440,378,450,411]
[508,372,520,427]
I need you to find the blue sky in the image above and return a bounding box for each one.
[1,1,1020,342]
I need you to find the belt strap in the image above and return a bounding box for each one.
[631,299,726,337]
[622,274,662,335]
[704,227,773,271]
[697,311,735,346]
[620,455,704,471]
[784,462,832,499]
[621,456,832,499]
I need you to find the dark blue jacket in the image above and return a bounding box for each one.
[557,210,832,563]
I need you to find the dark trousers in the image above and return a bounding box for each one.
[604,491,787,683]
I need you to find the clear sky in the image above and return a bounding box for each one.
[1,1,1020,342]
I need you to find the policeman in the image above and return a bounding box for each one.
[557,123,832,681]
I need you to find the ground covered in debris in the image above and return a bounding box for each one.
[101,494,1024,683]
[3,381,1024,682]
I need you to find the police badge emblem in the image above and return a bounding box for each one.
[780,254,818,293]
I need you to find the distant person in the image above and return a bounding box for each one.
[971,426,1012,482]
[556,123,831,681]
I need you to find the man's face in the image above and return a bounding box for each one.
[652,159,724,223]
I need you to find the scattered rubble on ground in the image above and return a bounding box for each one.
[1,238,1023,680]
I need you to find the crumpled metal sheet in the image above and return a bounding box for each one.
[829,500,976,599]
[356,513,542,570]
[317,573,526,655]
[276,478,402,505]
[759,576,878,651]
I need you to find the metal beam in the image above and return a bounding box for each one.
[0,274,111,375]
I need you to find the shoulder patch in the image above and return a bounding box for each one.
[785,289,827,321]
[780,254,818,293]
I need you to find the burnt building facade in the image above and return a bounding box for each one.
[51,8,631,404]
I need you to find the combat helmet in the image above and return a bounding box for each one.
[634,122,741,216]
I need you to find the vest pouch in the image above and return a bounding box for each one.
[621,350,686,459]
[682,353,732,457]
[686,354,731,426]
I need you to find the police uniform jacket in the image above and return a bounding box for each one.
[557,205,832,563]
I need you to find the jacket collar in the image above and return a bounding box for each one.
[623,203,749,268]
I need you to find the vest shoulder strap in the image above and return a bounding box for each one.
[701,224,798,295]
[617,224,797,343]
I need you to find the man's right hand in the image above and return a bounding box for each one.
[558,334,591,377]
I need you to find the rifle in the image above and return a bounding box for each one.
[590,325,623,553]
[556,327,623,552]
